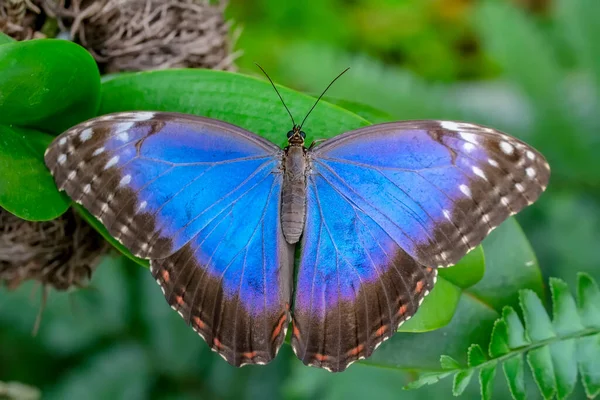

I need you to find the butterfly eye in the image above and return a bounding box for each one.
[300,131,306,139]
[287,130,294,139]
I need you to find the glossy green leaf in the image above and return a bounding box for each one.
[0,39,100,133]
[0,125,70,220]
[399,278,461,333]
[503,355,526,400]
[438,246,485,289]
[100,69,369,147]
[453,369,474,396]
[0,32,14,45]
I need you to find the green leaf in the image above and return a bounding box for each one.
[489,319,511,358]
[0,125,70,220]
[577,334,600,398]
[520,289,555,342]
[0,32,14,45]
[441,355,462,370]
[453,369,474,396]
[468,344,488,367]
[438,246,485,289]
[551,278,584,335]
[479,362,497,400]
[503,356,526,400]
[503,307,531,348]
[100,69,369,146]
[578,273,600,328]
[0,39,100,134]
[527,346,556,399]
[405,274,600,399]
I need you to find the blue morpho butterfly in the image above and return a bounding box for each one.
[44,67,550,372]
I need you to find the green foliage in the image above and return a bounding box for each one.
[405,274,600,399]
[0,39,100,220]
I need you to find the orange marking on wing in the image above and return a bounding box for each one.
[161,269,170,282]
[347,344,364,357]
[292,321,300,338]
[242,351,258,359]
[192,316,205,329]
[375,325,387,337]
[271,312,288,341]
[175,295,184,306]
[314,353,329,362]
[415,280,425,294]
[213,337,222,349]
[397,304,408,317]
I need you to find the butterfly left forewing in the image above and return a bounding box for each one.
[45,112,294,366]
[291,120,549,371]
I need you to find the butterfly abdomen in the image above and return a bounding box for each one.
[281,145,307,244]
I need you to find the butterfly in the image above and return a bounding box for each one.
[44,70,550,372]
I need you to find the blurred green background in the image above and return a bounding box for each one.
[2,0,599,398]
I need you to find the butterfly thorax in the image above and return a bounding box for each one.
[281,128,308,244]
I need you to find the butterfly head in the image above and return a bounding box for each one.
[287,125,306,145]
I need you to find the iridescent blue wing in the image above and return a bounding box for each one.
[292,120,550,371]
[45,112,294,366]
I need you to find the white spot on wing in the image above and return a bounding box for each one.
[515,183,525,192]
[92,147,105,156]
[79,128,93,142]
[459,132,478,143]
[83,184,91,194]
[488,159,499,168]
[105,156,119,170]
[58,154,67,165]
[58,137,67,146]
[443,209,451,220]
[67,170,76,180]
[527,150,535,160]
[500,141,514,155]
[119,174,132,186]
[463,142,476,152]
[501,197,510,206]
[459,184,472,197]
[138,201,148,211]
[472,166,487,180]
[440,121,461,131]
[132,111,154,121]
[526,167,536,178]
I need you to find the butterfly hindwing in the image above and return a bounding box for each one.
[291,120,549,371]
[45,112,294,365]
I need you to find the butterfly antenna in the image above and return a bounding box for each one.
[255,63,296,127]
[300,67,350,129]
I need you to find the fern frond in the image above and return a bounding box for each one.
[405,273,600,399]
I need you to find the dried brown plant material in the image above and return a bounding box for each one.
[42,0,239,72]
[0,0,46,40]
[0,208,107,291]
